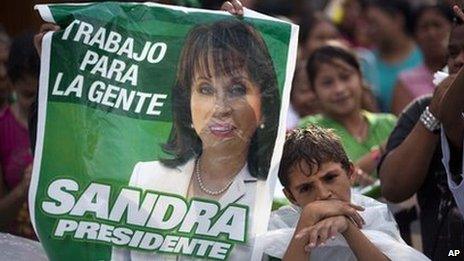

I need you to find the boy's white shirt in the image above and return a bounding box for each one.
[257,192,429,260]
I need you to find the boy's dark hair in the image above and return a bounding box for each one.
[278,125,351,188]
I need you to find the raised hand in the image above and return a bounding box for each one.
[34,23,60,57]
[221,0,244,16]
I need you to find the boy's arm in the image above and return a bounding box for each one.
[284,216,390,261]
[282,216,316,261]
[283,200,365,261]
[343,222,390,261]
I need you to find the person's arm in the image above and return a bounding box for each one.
[439,69,464,195]
[282,213,317,261]
[380,74,455,203]
[283,200,365,260]
[379,122,439,202]
[441,6,464,149]
[343,222,389,261]
[350,166,375,187]
[391,81,413,116]
[0,165,31,229]
[355,151,379,176]
[440,68,464,149]
[355,143,386,177]
[285,215,388,261]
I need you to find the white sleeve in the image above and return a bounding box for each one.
[111,246,131,261]
[360,230,429,261]
[110,163,141,261]
[357,197,429,261]
[440,128,464,217]
[128,162,141,187]
[260,197,430,260]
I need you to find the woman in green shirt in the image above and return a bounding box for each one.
[299,45,396,186]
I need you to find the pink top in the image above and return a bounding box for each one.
[0,106,35,239]
[0,106,33,189]
[398,64,434,99]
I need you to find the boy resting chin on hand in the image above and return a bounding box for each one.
[260,126,428,261]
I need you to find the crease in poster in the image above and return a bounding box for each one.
[32,2,298,260]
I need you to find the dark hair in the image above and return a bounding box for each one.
[306,45,361,89]
[7,32,39,84]
[162,19,280,180]
[278,125,351,188]
[0,24,10,46]
[366,0,414,35]
[412,3,453,34]
[299,12,335,45]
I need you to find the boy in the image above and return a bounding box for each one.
[260,126,428,260]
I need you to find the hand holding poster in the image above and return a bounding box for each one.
[32,2,298,260]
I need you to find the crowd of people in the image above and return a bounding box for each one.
[0,0,463,260]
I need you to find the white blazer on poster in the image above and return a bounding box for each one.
[111,159,258,260]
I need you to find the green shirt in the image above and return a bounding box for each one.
[298,111,397,162]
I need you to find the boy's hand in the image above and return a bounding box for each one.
[294,215,350,251]
[221,0,244,16]
[301,199,365,229]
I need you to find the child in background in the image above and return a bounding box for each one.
[299,45,396,183]
[0,33,38,239]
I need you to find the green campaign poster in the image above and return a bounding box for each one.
[31,2,298,260]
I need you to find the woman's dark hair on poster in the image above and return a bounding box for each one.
[162,19,280,180]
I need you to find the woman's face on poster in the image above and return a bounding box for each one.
[190,67,262,151]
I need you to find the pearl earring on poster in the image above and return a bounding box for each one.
[259,123,265,129]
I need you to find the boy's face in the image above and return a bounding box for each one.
[283,160,352,207]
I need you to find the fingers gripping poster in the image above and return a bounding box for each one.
[32,2,298,260]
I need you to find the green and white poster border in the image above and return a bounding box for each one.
[31,2,298,260]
